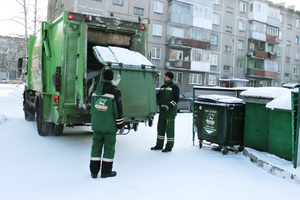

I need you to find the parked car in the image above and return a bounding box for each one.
[281,82,300,89]
[156,88,192,112]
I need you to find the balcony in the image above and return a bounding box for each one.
[166,60,191,70]
[247,50,277,60]
[266,35,279,44]
[247,68,278,79]
[167,37,210,50]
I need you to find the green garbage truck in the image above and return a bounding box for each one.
[19,11,157,136]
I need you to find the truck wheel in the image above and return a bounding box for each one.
[36,99,53,136]
[52,124,64,136]
[23,92,34,121]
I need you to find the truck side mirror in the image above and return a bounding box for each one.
[18,58,23,74]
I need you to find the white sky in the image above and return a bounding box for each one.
[0,0,299,37]
[0,0,48,37]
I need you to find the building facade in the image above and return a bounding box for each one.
[47,0,300,97]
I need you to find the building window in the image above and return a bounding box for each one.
[213,13,220,25]
[294,68,299,76]
[238,40,244,50]
[284,73,290,78]
[240,2,247,13]
[277,47,282,57]
[170,27,184,38]
[286,57,290,63]
[211,34,218,46]
[202,51,211,62]
[267,26,279,37]
[189,73,202,84]
[295,52,300,60]
[113,0,122,5]
[151,47,161,59]
[225,46,231,52]
[191,49,201,61]
[169,49,183,60]
[154,1,164,14]
[213,0,220,5]
[223,65,231,71]
[54,0,58,10]
[133,7,144,15]
[210,54,218,66]
[279,31,283,40]
[237,59,245,68]
[287,40,291,46]
[61,0,65,5]
[296,35,300,44]
[239,21,246,31]
[225,26,232,33]
[153,24,162,36]
[226,6,234,13]
[297,20,300,28]
[173,72,183,83]
[208,75,217,85]
[287,24,292,30]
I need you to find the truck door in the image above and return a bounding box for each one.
[62,21,84,108]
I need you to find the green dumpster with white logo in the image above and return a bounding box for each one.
[93,46,158,131]
[195,95,245,154]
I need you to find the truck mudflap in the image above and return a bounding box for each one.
[93,46,158,132]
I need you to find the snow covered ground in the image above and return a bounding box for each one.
[0,83,300,200]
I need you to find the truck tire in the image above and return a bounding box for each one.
[36,98,53,136]
[52,124,64,136]
[23,92,34,121]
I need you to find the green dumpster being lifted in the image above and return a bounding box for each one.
[93,46,158,132]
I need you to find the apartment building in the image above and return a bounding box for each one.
[47,0,300,96]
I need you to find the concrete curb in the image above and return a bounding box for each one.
[243,148,300,184]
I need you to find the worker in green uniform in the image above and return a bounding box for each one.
[151,71,180,152]
[89,69,124,178]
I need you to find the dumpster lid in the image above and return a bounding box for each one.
[197,95,243,103]
[266,91,292,110]
[240,87,289,99]
[93,46,154,67]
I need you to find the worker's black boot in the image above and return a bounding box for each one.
[101,161,117,178]
[90,160,101,179]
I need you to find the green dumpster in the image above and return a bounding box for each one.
[195,95,245,154]
[240,87,290,152]
[267,91,293,161]
[93,46,158,131]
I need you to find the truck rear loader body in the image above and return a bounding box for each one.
[21,11,157,136]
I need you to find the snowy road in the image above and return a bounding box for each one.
[0,84,299,200]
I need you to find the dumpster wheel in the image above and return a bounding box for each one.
[199,140,203,149]
[133,123,138,131]
[221,146,228,155]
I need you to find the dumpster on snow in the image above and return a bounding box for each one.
[194,94,245,155]
[240,87,289,152]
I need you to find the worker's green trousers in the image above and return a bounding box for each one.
[91,131,116,161]
[156,114,175,148]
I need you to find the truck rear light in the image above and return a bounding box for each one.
[140,25,146,31]
[68,14,74,20]
[54,95,59,105]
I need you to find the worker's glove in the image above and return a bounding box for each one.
[116,117,124,129]
[116,122,124,129]
[160,105,169,112]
